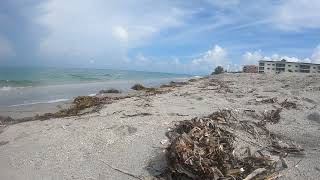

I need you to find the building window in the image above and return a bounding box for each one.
[296,66,298,67]
[313,67,316,69]
[300,70,310,73]
[267,64,270,65]
[300,65,310,69]
[259,67,264,70]
[267,68,270,70]
[288,69,293,72]
[295,70,298,72]
[272,68,275,70]
[288,65,291,67]
[259,63,264,66]
[272,64,275,66]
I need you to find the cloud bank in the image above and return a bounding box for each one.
[0,0,319,74]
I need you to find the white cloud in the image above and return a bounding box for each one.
[35,0,190,62]
[190,45,229,73]
[192,45,227,66]
[273,0,320,30]
[244,45,320,64]
[0,36,15,60]
[112,26,129,42]
[242,50,263,65]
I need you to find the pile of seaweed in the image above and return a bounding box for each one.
[131,83,173,95]
[162,112,280,180]
[1,95,130,125]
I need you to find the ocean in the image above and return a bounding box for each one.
[0,67,191,107]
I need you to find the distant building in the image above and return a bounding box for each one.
[258,59,320,74]
[243,65,258,73]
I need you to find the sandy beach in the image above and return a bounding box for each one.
[0,73,320,180]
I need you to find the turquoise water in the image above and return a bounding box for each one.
[0,67,191,107]
[0,67,189,88]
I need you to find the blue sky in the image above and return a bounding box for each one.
[0,0,320,74]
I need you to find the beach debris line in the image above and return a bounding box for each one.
[160,81,189,88]
[99,88,121,94]
[131,83,173,95]
[162,112,279,180]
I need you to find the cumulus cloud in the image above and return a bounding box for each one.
[192,45,228,66]
[189,45,231,73]
[0,36,15,60]
[244,45,320,64]
[242,50,263,65]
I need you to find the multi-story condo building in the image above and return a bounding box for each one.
[258,59,320,74]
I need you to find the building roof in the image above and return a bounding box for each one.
[259,59,320,66]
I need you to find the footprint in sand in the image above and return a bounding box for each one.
[114,125,137,136]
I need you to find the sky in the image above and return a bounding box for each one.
[0,0,320,75]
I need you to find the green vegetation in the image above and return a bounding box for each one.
[212,66,224,75]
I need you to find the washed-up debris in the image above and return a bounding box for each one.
[261,108,282,124]
[35,96,102,120]
[279,99,297,109]
[0,141,9,146]
[100,160,143,180]
[73,96,101,109]
[270,140,305,155]
[131,84,147,90]
[160,81,189,88]
[188,79,198,82]
[256,97,278,104]
[160,139,168,145]
[121,112,152,118]
[99,88,121,94]
[163,113,277,180]
[0,115,15,124]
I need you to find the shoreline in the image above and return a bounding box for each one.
[0,73,319,179]
[0,78,194,122]
[0,77,193,119]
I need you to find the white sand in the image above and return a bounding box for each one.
[0,73,320,180]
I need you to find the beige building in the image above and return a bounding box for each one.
[258,59,320,74]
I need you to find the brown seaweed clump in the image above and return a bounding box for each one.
[73,96,100,109]
[99,88,121,94]
[279,99,297,109]
[164,114,276,180]
[36,96,102,120]
[131,84,147,91]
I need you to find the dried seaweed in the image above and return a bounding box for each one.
[163,112,276,180]
[99,88,121,94]
[160,81,189,88]
[131,84,147,90]
[261,109,282,124]
[256,97,278,104]
[279,99,297,109]
[121,112,152,118]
